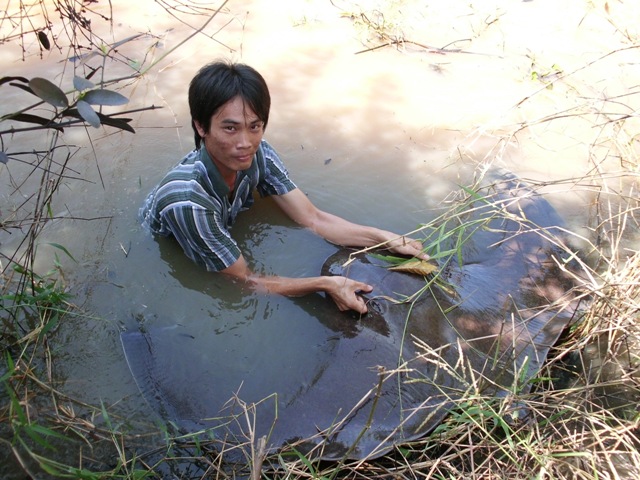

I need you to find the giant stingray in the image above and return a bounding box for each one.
[121,171,580,461]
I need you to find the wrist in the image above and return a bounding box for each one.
[319,275,339,293]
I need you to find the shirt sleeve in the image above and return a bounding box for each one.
[256,140,297,197]
[160,203,241,272]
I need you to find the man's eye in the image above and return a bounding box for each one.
[224,126,236,132]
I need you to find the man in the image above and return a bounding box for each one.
[140,61,427,314]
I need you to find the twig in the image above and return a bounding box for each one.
[355,38,494,56]
[251,435,267,480]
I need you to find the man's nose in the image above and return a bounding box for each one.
[237,128,252,148]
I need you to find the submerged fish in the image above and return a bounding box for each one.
[121,171,580,461]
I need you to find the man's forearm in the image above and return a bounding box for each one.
[308,209,400,249]
[223,269,371,313]
[273,190,406,251]
[310,211,428,259]
[245,273,334,298]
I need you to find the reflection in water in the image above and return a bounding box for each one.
[157,235,248,307]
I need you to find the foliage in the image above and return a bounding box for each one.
[0,0,229,478]
[2,75,135,132]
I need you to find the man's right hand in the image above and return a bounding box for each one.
[324,276,373,314]
[222,255,374,315]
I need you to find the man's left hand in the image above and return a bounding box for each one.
[388,236,429,261]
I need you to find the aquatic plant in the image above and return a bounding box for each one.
[0,0,231,477]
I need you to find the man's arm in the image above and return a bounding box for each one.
[272,189,428,259]
[221,188,427,314]
[221,254,373,313]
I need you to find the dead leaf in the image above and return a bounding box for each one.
[388,259,438,276]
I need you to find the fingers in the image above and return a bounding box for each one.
[415,250,430,261]
[335,295,367,314]
[352,293,368,315]
[356,282,373,294]
[328,277,372,314]
[391,236,429,260]
[349,282,373,315]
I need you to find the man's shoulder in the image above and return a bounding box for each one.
[257,139,290,171]
[154,150,219,204]
[180,149,200,164]
[254,140,297,195]
[160,150,203,181]
[258,139,276,156]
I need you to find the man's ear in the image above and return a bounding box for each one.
[193,120,207,138]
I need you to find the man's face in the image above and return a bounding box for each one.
[194,95,265,181]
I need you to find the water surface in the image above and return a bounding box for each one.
[2,0,639,461]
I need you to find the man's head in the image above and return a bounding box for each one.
[189,61,271,149]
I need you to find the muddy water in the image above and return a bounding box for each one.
[2,0,639,459]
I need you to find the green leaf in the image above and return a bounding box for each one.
[8,82,36,95]
[0,76,28,86]
[459,184,487,203]
[37,30,51,50]
[40,316,59,336]
[73,75,95,91]
[28,423,69,442]
[96,113,135,133]
[289,447,318,474]
[6,112,61,130]
[63,108,135,133]
[1,352,15,382]
[68,51,101,64]
[100,400,112,430]
[76,100,101,128]
[111,33,146,49]
[20,424,55,451]
[83,88,128,106]
[29,77,69,108]
[46,242,77,262]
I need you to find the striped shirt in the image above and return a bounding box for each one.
[140,140,297,271]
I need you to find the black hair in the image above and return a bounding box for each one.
[188,61,271,149]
